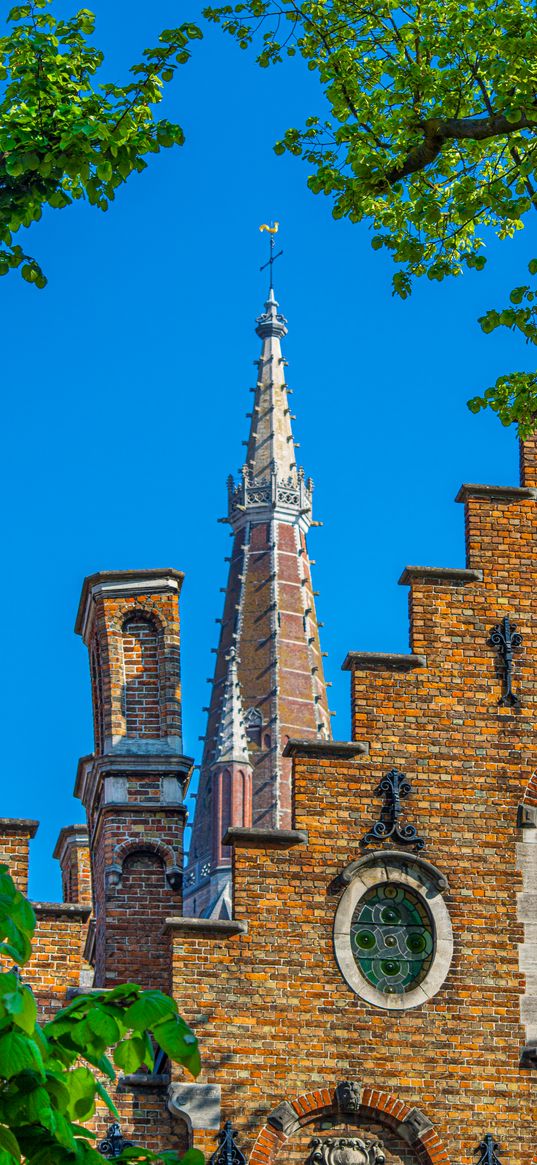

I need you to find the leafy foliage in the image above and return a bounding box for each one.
[465,256,537,435]
[205,0,537,431]
[0,1,202,285]
[0,864,203,1165]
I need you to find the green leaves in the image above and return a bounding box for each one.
[151,1018,201,1078]
[113,1037,148,1074]
[0,1032,44,1079]
[207,0,537,432]
[124,991,177,1030]
[3,985,38,1035]
[0,868,35,965]
[0,0,203,286]
[468,371,537,435]
[0,866,201,1165]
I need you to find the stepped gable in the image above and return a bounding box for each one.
[165,434,537,1165]
[184,283,331,916]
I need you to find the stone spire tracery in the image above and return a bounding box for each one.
[184,279,331,917]
[212,648,250,768]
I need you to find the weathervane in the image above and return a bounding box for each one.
[259,221,283,290]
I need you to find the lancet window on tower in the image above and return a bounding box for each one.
[121,613,161,738]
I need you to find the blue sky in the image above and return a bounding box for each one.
[1,1,535,900]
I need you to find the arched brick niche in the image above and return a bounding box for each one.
[121,612,163,738]
[249,1086,451,1165]
[105,838,182,896]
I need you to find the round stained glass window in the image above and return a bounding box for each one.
[350,883,434,995]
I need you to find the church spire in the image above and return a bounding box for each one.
[229,281,314,530]
[184,241,331,917]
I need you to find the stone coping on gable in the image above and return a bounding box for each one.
[32,901,92,920]
[163,917,247,935]
[399,566,483,586]
[455,482,537,503]
[0,818,39,837]
[342,652,427,672]
[223,826,308,849]
[282,739,367,758]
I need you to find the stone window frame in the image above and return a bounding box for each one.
[333,850,453,1011]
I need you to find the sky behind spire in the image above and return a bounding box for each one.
[0,0,534,900]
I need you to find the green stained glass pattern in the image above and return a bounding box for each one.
[350,883,434,995]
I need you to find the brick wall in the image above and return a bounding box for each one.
[122,615,162,738]
[75,572,191,988]
[28,904,92,1020]
[75,572,184,753]
[0,818,38,893]
[166,438,537,1165]
[54,825,92,905]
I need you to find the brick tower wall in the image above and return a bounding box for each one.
[75,571,192,989]
[186,515,329,914]
[0,819,39,893]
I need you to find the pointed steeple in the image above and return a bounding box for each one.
[229,282,314,529]
[184,260,331,918]
[212,649,250,768]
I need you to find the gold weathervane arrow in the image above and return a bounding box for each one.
[259,222,279,234]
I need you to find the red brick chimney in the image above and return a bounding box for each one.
[75,570,193,989]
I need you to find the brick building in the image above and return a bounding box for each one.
[2,280,537,1165]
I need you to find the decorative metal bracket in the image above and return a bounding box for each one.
[209,1121,246,1165]
[475,1134,503,1165]
[489,615,523,707]
[98,1124,135,1159]
[361,769,425,851]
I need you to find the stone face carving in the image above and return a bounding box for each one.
[335,1081,362,1113]
[307,1137,386,1165]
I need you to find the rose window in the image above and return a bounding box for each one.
[350,883,434,995]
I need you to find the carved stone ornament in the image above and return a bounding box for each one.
[307,1137,386,1165]
[335,1081,362,1113]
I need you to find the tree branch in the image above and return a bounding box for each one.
[385,110,537,185]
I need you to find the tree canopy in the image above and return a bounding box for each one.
[0,1,201,288]
[0,863,202,1165]
[205,0,537,432]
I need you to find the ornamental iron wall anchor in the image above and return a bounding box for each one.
[209,1120,246,1165]
[307,1136,386,1165]
[475,1134,503,1165]
[361,769,425,851]
[98,1123,135,1159]
[489,615,523,707]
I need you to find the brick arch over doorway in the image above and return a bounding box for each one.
[248,1087,450,1165]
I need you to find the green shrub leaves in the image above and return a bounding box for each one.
[0,866,202,1165]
